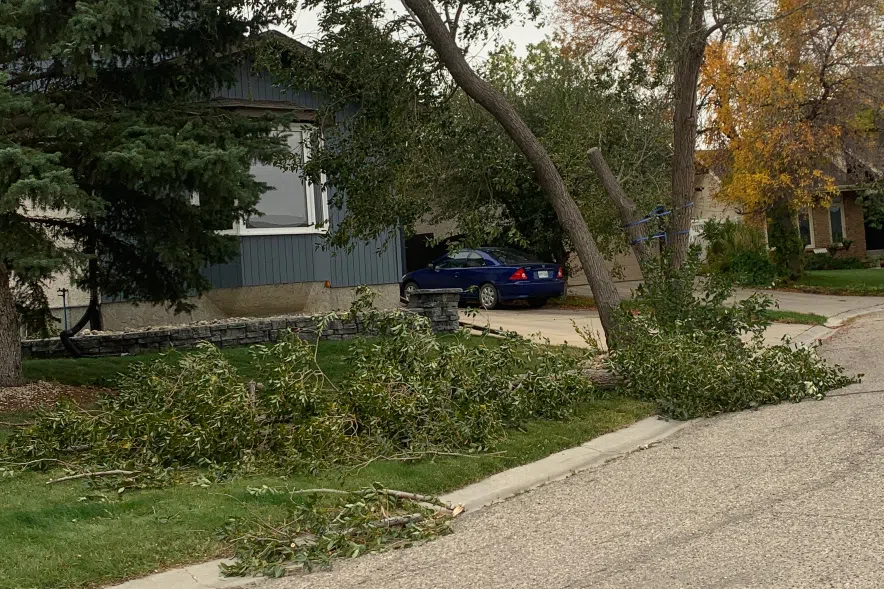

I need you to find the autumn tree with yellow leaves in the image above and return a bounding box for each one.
[558,0,790,267]
[701,0,884,276]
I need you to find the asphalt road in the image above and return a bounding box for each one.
[268,313,884,589]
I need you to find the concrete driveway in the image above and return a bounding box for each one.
[269,313,884,589]
[459,307,816,350]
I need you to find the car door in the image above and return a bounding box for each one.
[422,250,469,289]
[456,251,488,297]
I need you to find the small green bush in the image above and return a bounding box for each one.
[609,250,858,419]
[805,253,865,271]
[701,219,777,286]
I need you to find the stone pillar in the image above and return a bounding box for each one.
[407,288,461,333]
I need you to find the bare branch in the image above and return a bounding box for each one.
[47,470,139,484]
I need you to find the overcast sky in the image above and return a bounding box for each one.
[280,0,554,58]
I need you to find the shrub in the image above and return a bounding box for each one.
[701,218,777,286]
[805,253,865,271]
[6,295,595,478]
[609,250,858,419]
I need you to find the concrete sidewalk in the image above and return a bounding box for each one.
[269,313,884,589]
[574,281,884,320]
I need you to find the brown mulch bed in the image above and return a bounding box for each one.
[0,381,108,413]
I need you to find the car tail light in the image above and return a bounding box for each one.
[556,266,563,279]
[509,268,528,281]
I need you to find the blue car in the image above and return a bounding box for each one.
[401,247,565,309]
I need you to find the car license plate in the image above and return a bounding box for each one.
[537,270,550,279]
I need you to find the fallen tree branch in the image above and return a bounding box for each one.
[380,489,449,507]
[46,469,139,484]
[288,487,456,513]
[288,487,350,496]
[350,450,505,474]
[368,513,425,528]
[1,458,74,468]
[581,366,625,389]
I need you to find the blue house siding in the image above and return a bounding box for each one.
[215,59,321,108]
[203,53,403,292]
[203,257,243,289]
[222,232,402,289]
[240,234,324,286]
[328,231,403,287]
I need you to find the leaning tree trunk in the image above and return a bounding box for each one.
[0,263,23,387]
[668,46,706,269]
[400,0,623,345]
[587,147,656,275]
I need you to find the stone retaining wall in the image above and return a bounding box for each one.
[22,289,460,359]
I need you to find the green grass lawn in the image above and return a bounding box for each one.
[0,398,652,589]
[793,269,884,294]
[547,295,597,310]
[763,310,827,325]
[21,339,358,388]
[5,336,653,588]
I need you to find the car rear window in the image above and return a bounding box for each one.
[484,248,541,265]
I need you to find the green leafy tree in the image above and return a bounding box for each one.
[430,44,672,267]
[262,6,670,337]
[263,0,645,343]
[0,0,296,385]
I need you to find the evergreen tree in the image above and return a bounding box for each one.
[0,0,296,385]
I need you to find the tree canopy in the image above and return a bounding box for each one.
[701,0,884,216]
[262,5,671,268]
[0,0,297,383]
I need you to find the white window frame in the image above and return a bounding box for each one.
[797,208,815,249]
[223,124,329,237]
[827,195,847,245]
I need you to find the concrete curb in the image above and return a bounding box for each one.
[440,416,691,512]
[104,415,690,589]
[791,304,884,347]
[106,559,256,589]
[824,303,884,329]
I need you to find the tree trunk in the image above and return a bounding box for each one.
[400,0,623,345]
[587,147,655,274]
[668,46,705,268]
[0,263,23,387]
[768,198,804,279]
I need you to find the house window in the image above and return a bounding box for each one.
[798,209,814,248]
[829,195,845,244]
[228,125,327,236]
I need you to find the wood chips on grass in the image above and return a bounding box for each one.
[0,381,106,413]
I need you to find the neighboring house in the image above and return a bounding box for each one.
[695,139,882,259]
[691,170,869,259]
[40,37,405,332]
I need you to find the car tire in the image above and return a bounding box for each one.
[402,281,419,302]
[479,283,499,309]
[528,298,548,308]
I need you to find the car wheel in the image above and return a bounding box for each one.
[479,283,499,309]
[528,298,548,308]
[402,281,420,302]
